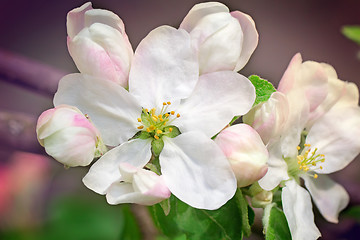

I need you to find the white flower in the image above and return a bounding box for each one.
[106,163,171,205]
[36,104,105,167]
[215,124,268,187]
[249,53,360,240]
[180,2,258,74]
[54,22,256,209]
[67,2,133,87]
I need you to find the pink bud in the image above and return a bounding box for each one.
[215,124,268,187]
[36,105,104,167]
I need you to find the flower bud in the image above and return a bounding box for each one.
[36,105,105,167]
[67,2,133,87]
[106,163,171,205]
[215,124,268,187]
[180,2,258,74]
[243,92,289,145]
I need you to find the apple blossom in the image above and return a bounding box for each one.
[180,2,258,74]
[215,124,268,187]
[36,104,106,167]
[54,20,256,209]
[67,2,133,87]
[247,53,360,240]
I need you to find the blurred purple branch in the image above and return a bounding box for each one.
[131,204,158,240]
[0,49,68,96]
[0,110,43,154]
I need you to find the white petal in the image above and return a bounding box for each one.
[129,26,199,109]
[231,11,259,71]
[258,141,289,191]
[197,16,243,74]
[282,180,321,240]
[132,170,171,199]
[303,174,349,223]
[66,2,93,39]
[175,71,255,138]
[160,132,236,210]
[84,8,126,34]
[179,2,229,33]
[82,138,152,194]
[215,124,268,187]
[306,106,360,173]
[54,73,142,146]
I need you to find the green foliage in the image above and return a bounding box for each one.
[342,25,360,45]
[265,206,291,240]
[343,205,360,223]
[0,195,142,240]
[248,75,276,106]
[150,189,254,240]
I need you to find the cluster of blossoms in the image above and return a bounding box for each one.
[36,2,360,239]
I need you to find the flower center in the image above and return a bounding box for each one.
[295,144,325,179]
[136,102,180,140]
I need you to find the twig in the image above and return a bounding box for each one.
[0,49,68,96]
[130,204,158,240]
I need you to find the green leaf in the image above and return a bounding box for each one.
[248,75,276,106]
[150,189,250,240]
[342,25,360,45]
[265,206,291,240]
[236,190,253,237]
[343,205,360,223]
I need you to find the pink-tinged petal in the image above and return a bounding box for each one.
[133,170,171,199]
[215,124,268,187]
[82,138,152,195]
[258,141,289,191]
[106,165,170,205]
[161,132,236,210]
[43,126,96,167]
[282,180,321,240]
[175,71,255,138]
[68,23,132,87]
[244,92,289,145]
[306,106,360,174]
[54,73,142,146]
[278,53,328,119]
[303,174,349,223]
[231,11,259,71]
[332,80,359,109]
[66,2,93,39]
[129,26,198,109]
[179,2,229,33]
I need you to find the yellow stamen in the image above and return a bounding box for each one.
[165,113,169,117]
[154,135,159,140]
[177,113,180,118]
[170,111,175,115]
[169,128,173,132]
[163,102,167,106]
[137,126,144,129]
[150,125,155,131]
[297,146,300,150]
[156,130,163,134]
[146,128,150,132]
[137,118,142,122]
[167,102,171,105]
[314,174,318,179]
[304,143,311,147]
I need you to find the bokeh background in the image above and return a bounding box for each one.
[0,0,360,239]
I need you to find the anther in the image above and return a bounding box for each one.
[146,128,150,132]
[150,125,155,131]
[156,130,163,134]
[169,128,173,132]
[167,102,171,105]
[314,174,318,179]
[165,113,169,117]
[163,102,167,106]
[154,135,159,140]
[297,146,300,150]
[137,126,144,129]
[137,118,142,122]
[170,111,175,115]
[177,113,180,118]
